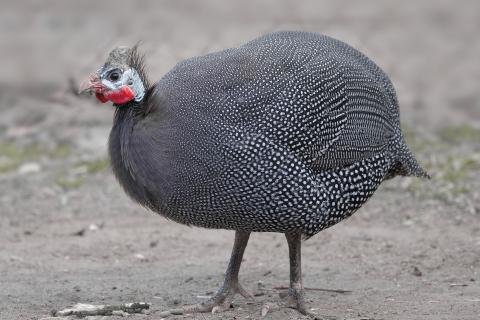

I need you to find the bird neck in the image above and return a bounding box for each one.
[113,84,154,119]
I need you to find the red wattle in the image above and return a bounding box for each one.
[95,92,109,103]
[104,86,135,104]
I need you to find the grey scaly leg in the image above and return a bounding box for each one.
[172,231,252,314]
[285,232,311,315]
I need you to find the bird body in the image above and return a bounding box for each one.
[81,31,428,315]
[108,31,426,237]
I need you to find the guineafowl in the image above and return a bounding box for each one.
[80,31,428,316]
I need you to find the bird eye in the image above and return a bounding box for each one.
[108,71,121,82]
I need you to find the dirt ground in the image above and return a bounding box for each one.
[1,1,480,319]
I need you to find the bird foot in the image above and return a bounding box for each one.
[163,281,253,316]
[279,285,321,319]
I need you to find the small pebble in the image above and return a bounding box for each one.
[411,266,422,277]
[18,162,41,174]
[134,253,148,262]
[111,310,125,317]
[170,308,184,315]
[261,304,270,317]
[60,195,68,206]
[158,311,171,317]
[72,228,86,236]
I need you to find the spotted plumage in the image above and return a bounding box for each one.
[81,31,428,315]
[106,31,427,238]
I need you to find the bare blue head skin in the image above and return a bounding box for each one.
[79,46,148,105]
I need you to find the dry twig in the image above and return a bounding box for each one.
[53,302,149,317]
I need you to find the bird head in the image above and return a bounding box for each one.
[79,46,148,105]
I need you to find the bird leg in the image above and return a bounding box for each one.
[283,232,312,316]
[171,231,252,314]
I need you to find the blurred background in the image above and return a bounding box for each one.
[1,1,479,319]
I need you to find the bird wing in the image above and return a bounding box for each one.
[295,61,397,172]
[232,32,399,173]
[220,56,397,173]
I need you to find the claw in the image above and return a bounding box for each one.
[164,281,252,315]
[238,283,254,299]
[211,300,232,314]
[281,287,322,319]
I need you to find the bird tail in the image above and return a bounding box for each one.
[392,141,430,179]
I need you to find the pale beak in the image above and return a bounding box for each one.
[78,73,102,95]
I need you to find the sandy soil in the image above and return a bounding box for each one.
[1,1,480,319]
